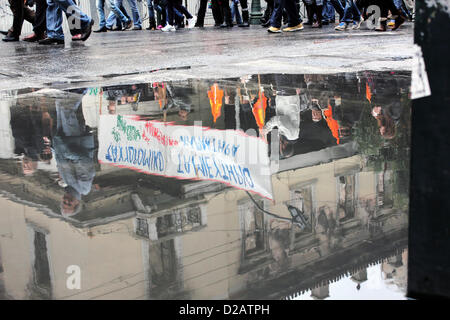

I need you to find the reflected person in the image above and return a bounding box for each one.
[53,89,96,217]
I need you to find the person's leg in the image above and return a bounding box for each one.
[313,0,323,27]
[269,0,285,29]
[96,0,107,28]
[33,0,48,35]
[218,0,232,27]
[211,0,223,26]
[235,2,243,24]
[284,0,301,26]
[9,0,26,38]
[43,0,64,40]
[127,0,142,29]
[195,0,207,26]
[239,0,249,26]
[147,0,157,28]
[54,0,92,32]
[329,0,344,21]
[106,11,118,29]
[107,0,131,26]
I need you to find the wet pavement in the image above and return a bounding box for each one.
[0,70,411,299]
[0,23,414,91]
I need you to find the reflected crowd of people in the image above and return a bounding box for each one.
[1,0,414,43]
[7,71,410,219]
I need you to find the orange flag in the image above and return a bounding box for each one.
[366,82,372,103]
[324,103,340,145]
[252,90,267,130]
[208,84,224,123]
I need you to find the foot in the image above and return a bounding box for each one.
[2,34,19,42]
[187,16,197,28]
[93,26,108,33]
[335,22,348,31]
[38,37,64,45]
[132,26,142,30]
[146,26,156,30]
[161,24,175,32]
[124,20,133,30]
[375,22,387,32]
[312,21,322,28]
[22,33,45,42]
[283,23,304,32]
[72,34,82,41]
[392,15,406,31]
[80,19,94,41]
[112,26,122,31]
[352,20,363,30]
[157,25,163,30]
[267,26,282,33]
[238,22,249,27]
[220,23,233,28]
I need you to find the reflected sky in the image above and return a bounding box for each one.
[0,71,411,300]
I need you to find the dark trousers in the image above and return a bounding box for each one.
[8,0,35,37]
[213,0,232,25]
[33,0,48,34]
[270,0,301,28]
[239,0,249,22]
[196,0,223,26]
[263,0,274,22]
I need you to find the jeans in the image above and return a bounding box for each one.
[96,0,107,28]
[322,0,335,22]
[231,0,242,24]
[147,0,155,20]
[270,0,302,28]
[329,0,344,20]
[116,0,141,28]
[46,0,92,40]
[341,0,360,23]
[105,3,131,28]
[107,0,131,26]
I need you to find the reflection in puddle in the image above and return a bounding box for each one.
[0,71,411,299]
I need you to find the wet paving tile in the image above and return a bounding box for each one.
[0,70,411,299]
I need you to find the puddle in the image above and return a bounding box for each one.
[0,71,411,300]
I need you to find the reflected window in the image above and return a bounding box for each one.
[337,175,356,222]
[148,240,178,296]
[376,171,394,209]
[31,230,52,299]
[289,187,314,238]
[240,200,266,256]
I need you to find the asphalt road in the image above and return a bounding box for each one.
[0,23,414,91]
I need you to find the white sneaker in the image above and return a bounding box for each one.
[187,16,197,29]
[161,24,174,32]
[170,25,176,31]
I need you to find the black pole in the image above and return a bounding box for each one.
[408,0,450,299]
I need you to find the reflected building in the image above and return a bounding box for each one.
[0,71,411,300]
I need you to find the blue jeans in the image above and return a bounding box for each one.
[96,0,107,28]
[270,0,302,28]
[341,0,360,23]
[322,0,335,22]
[330,0,344,20]
[46,0,92,40]
[147,0,155,20]
[116,0,141,28]
[107,0,130,26]
[231,0,242,24]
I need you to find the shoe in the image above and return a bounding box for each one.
[312,21,322,28]
[132,26,142,30]
[112,26,122,31]
[146,26,156,30]
[161,24,175,32]
[392,15,406,31]
[157,25,163,30]
[238,22,249,27]
[2,34,19,42]
[124,20,133,30]
[72,34,82,41]
[187,16,197,28]
[22,33,45,42]
[80,19,94,41]
[220,23,233,28]
[304,20,313,25]
[194,23,204,28]
[352,20,362,29]
[283,23,304,32]
[335,22,347,31]
[94,26,108,33]
[375,21,387,32]
[261,20,270,27]
[38,37,64,45]
[267,26,282,33]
